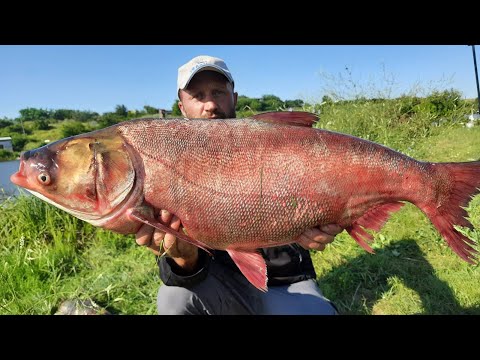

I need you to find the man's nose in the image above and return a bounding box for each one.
[203,98,218,112]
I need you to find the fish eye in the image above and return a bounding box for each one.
[37,172,51,185]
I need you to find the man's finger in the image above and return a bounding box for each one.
[170,215,181,230]
[153,229,166,247]
[148,247,161,256]
[319,224,343,236]
[160,209,173,224]
[135,223,155,246]
[297,234,327,251]
[302,228,335,244]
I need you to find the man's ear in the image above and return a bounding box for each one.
[233,92,238,107]
[178,100,187,117]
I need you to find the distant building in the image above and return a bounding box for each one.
[0,137,13,151]
[158,109,173,118]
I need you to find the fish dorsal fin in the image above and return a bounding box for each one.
[250,111,318,127]
[226,248,268,292]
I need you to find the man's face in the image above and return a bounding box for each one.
[178,71,238,119]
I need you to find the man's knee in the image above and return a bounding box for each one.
[157,284,205,315]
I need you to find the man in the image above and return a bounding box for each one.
[136,55,343,315]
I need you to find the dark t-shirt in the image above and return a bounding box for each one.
[157,244,317,288]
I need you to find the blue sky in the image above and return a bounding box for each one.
[1,45,479,119]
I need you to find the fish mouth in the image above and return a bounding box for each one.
[10,160,28,188]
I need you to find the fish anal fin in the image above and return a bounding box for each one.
[355,201,405,231]
[128,209,213,256]
[347,201,405,253]
[251,111,318,127]
[346,225,375,253]
[226,248,268,292]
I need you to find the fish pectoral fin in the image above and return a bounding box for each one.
[346,201,405,253]
[226,248,268,292]
[128,209,213,256]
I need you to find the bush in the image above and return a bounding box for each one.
[0,123,31,135]
[61,122,86,138]
[98,113,122,129]
[397,96,422,117]
[419,89,462,117]
[31,119,51,131]
[0,149,17,161]
[0,119,13,129]
[10,135,29,152]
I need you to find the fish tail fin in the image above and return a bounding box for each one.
[346,201,405,253]
[419,161,480,264]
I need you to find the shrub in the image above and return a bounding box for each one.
[0,149,17,161]
[61,122,86,138]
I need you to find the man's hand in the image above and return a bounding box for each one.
[135,210,199,272]
[296,224,343,251]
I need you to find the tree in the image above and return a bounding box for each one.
[236,96,262,112]
[73,110,99,122]
[18,107,51,121]
[0,119,13,129]
[171,100,182,116]
[31,119,50,130]
[98,113,122,128]
[260,95,283,111]
[53,109,75,120]
[61,122,86,138]
[144,105,159,115]
[115,105,128,117]
[321,95,334,104]
[284,99,304,109]
[10,134,29,152]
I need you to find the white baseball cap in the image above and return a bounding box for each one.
[177,55,234,97]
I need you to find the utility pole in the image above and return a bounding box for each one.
[471,45,480,114]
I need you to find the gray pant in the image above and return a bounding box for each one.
[157,260,338,315]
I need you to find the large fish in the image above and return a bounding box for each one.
[10,111,480,291]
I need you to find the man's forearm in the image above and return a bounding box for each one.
[157,250,210,287]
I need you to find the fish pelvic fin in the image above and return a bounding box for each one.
[128,209,213,256]
[346,201,405,253]
[251,111,318,127]
[226,248,268,292]
[420,161,480,264]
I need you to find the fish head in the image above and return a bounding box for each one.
[10,133,136,222]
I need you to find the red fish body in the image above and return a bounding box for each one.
[122,119,422,245]
[10,112,480,291]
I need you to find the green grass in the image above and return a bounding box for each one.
[1,109,480,314]
[0,194,159,314]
